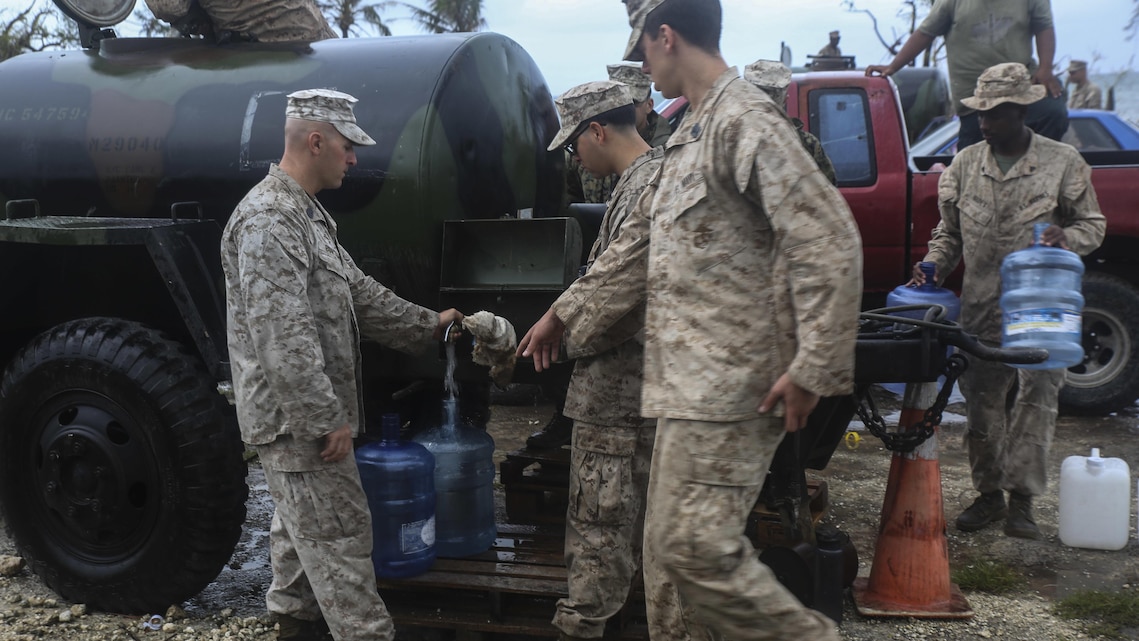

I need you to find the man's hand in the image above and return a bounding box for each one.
[321,423,353,462]
[516,307,566,372]
[1031,67,1063,98]
[1038,224,1069,250]
[434,308,464,341]
[908,261,938,286]
[758,374,820,433]
[865,64,895,78]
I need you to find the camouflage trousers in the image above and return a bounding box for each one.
[257,436,395,641]
[553,421,662,638]
[643,417,839,641]
[958,354,1065,496]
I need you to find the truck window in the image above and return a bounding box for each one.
[1063,118,1121,152]
[808,89,876,187]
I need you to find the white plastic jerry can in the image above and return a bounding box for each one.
[1058,448,1131,551]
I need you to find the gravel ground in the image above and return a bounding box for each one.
[0,391,1134,641]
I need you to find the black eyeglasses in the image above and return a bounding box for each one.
[563,121,607,157]
[563,139,578,156]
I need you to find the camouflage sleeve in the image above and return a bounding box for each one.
[342,249,438,354]
[798,130,837,185]
[1089,85,1103,110]
[143,0,194,22]
[562,185,648,359]
[553,190,651,358]
[734,110,862,397]
[924,161,965,282]
[1057,154,1106,256]
[237,218,347,441]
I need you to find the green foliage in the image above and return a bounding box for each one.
[319,0,394,38]
[0,1,79,61]
[950,559,1026,594]
[1053,590,1139,639]
[400,0,485,34]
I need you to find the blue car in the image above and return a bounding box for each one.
[910,109,1139,157]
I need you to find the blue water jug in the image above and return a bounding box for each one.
[412,399,497,557]
[887,261,961,322]
[356,413,436,578]
[1000,222,1085,369]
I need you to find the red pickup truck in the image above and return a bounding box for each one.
[775,71,1139,415]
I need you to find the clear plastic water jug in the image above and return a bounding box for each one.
[412,399,497,557]
[1058,448,1131,551]
[1000,222,1085,369]
[356,414,437,578]
[887,261,961,322]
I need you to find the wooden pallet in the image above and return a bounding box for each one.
[377,523,648,639]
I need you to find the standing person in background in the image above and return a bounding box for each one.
[866,0,1067,149]
[1067,60,1103,110]
[744,59,837,185]
[518,0,861,637]
[222,89,462,641]
[915,64,1104,540]
[818,30,842,57]
[145,0,337,42]
[543,80,673,641]
[534,61,674,451]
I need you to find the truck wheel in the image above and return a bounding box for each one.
[1060,272,1139,415]
[0,318,247,613]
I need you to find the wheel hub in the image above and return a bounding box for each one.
[35,402,155,552]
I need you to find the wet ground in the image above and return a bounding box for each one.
[183,386,1139,634]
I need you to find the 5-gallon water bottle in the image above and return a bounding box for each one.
[1058,448,1131,551]
[1000,222,1085,369]
[886,261,961,323]
[356,414,437,578]
[412,399,497,557]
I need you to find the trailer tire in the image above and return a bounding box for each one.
[0,318,247,613]
[1060,272,1139,415]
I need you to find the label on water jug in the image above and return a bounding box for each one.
[401,516,435,554]
[1004,309,1081,335]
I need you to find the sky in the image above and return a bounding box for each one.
[2,0,1138,95]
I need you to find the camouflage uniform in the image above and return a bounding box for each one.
[554,147,663,639]
[145,0,337,41]
[793,118,836,185]
[817,44,841,57]
[1068,82,1103,110]
[925,133,1104,497]
[570,111,672,203]
[553,68,860,641]
[222,164,438,641]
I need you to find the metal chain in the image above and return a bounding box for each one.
[854,354,969,453]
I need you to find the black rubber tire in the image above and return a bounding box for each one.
[1060,272,1139,415]
[0,318,248,613]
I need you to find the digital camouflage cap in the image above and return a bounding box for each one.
[286,88,376,146]
[622,0,666,62]
[1068,59,1087,73]
[959,63,1045,112]
[607,62,653,102]
[548,81,634,151]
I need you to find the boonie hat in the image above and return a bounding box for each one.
[1068,59,1088,73]
[829,30,840,38]
[286,88,376,146]
[623,0,666,62]
[547,81,634,152]
[744,60,791,91]
[959,63,1046,112]
[607,62,653,101]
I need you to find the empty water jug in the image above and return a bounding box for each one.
[1058,448,1131,550]
[356,414,436,578]
[887,261,961,323]
[413,399,497,557]
[1000,222,1085,369]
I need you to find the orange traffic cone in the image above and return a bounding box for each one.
[851,381,973,618]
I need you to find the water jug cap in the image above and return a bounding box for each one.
[1087,447,1104,467]
[919,262,937,286]
[381,413,401,443]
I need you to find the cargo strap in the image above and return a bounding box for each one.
[854,354,968,452]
